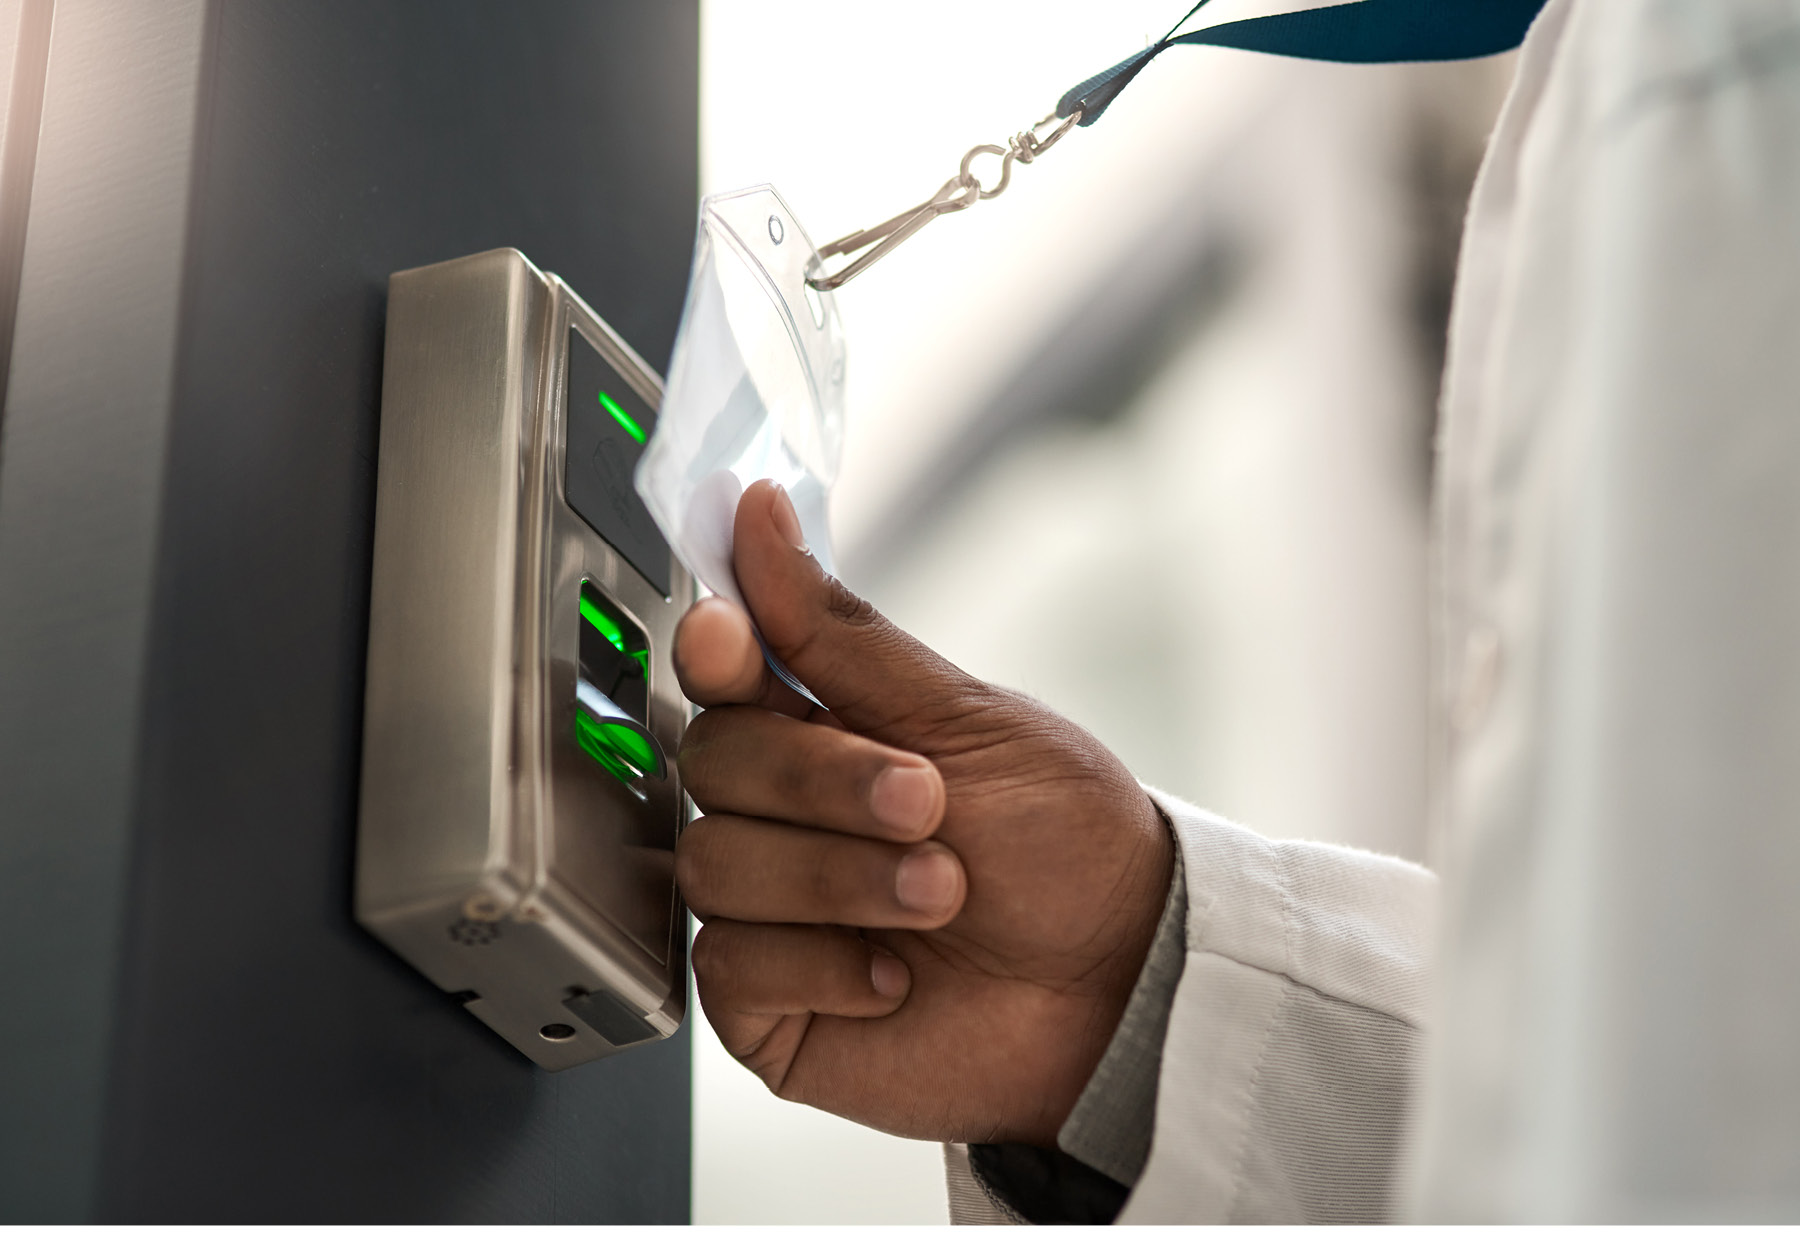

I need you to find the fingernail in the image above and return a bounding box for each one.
[869,763,938,835]
[770,484,807,551]
[895,847,959,914]
[870,950,910,998]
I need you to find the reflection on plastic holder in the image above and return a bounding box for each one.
[635,186,846,704]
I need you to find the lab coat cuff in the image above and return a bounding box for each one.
[1055,795,1190,1189]
[1146,785,1435,1026]
[1120,788,1435,1222]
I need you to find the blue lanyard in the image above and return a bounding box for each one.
[810,0,1551,290]
[1062,0,1552,126]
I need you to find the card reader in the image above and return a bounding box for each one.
[356,249,693,1070]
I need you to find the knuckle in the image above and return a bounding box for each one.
[676,712,727,799]
[689,922,727,982]
[678,707,721,757]
[674,745,709,801]
[678,707,771,813]
[769,754,813,815]
[673,818,720,903]
[679,704,750,762]
[804,848,846,913]
[769,730,834,809]
[769,1069,810,1103]
[780,577,889,694]
[823,576,879,630]
[748,1050,797,1095]
[690,920,761,991]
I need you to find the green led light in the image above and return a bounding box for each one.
[576,725,638,784]
[597,390,646,444]
[579,583,626,650]
[574,583,657,789]
[575,706,661,780]
[580,583,651,682]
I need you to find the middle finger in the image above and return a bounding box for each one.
[678,813,967,929]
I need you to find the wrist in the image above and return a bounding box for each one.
[1033,791,1177,1142]
[1058,803,1189,1186]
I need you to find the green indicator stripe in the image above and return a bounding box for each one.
[579,583,626,651]
[597,390,647,444]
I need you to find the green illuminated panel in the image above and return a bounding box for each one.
[579,582,626,649]
[574,581,661,793]
[575,706,661,780]
[580,581,650,682]
[598,390,646,444]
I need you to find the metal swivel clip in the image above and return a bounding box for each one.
[807,108,1083,292]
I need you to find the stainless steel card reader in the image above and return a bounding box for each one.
[357,249,693,1070]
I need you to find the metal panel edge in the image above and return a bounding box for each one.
[356,248,550,922]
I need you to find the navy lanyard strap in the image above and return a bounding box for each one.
[1061,0,1551,127]
[808,0,1551,290]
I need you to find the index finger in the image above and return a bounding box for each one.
[680,704,945,842]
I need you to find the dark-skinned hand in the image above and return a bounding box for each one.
[673,478,1173,1147]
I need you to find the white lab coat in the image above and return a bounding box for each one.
[950,0,1800,1222]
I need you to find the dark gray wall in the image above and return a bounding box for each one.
[0,0,696,1222]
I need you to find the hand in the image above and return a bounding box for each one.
[673,480,1173,1147]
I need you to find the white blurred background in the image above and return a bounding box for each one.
[692,0,1513,1224]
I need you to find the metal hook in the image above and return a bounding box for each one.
[807,108,1082,292]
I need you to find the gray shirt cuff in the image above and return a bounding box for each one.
[1055,820,1188,1189]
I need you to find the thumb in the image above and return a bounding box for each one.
[732,479,983,745]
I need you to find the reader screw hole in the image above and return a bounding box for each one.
[540,1023,577,1042]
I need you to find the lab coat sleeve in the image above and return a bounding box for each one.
[1118,787,1437,1223]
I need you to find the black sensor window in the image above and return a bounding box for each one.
[563,329,672,596]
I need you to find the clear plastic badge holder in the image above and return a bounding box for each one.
[635,185,846,700]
